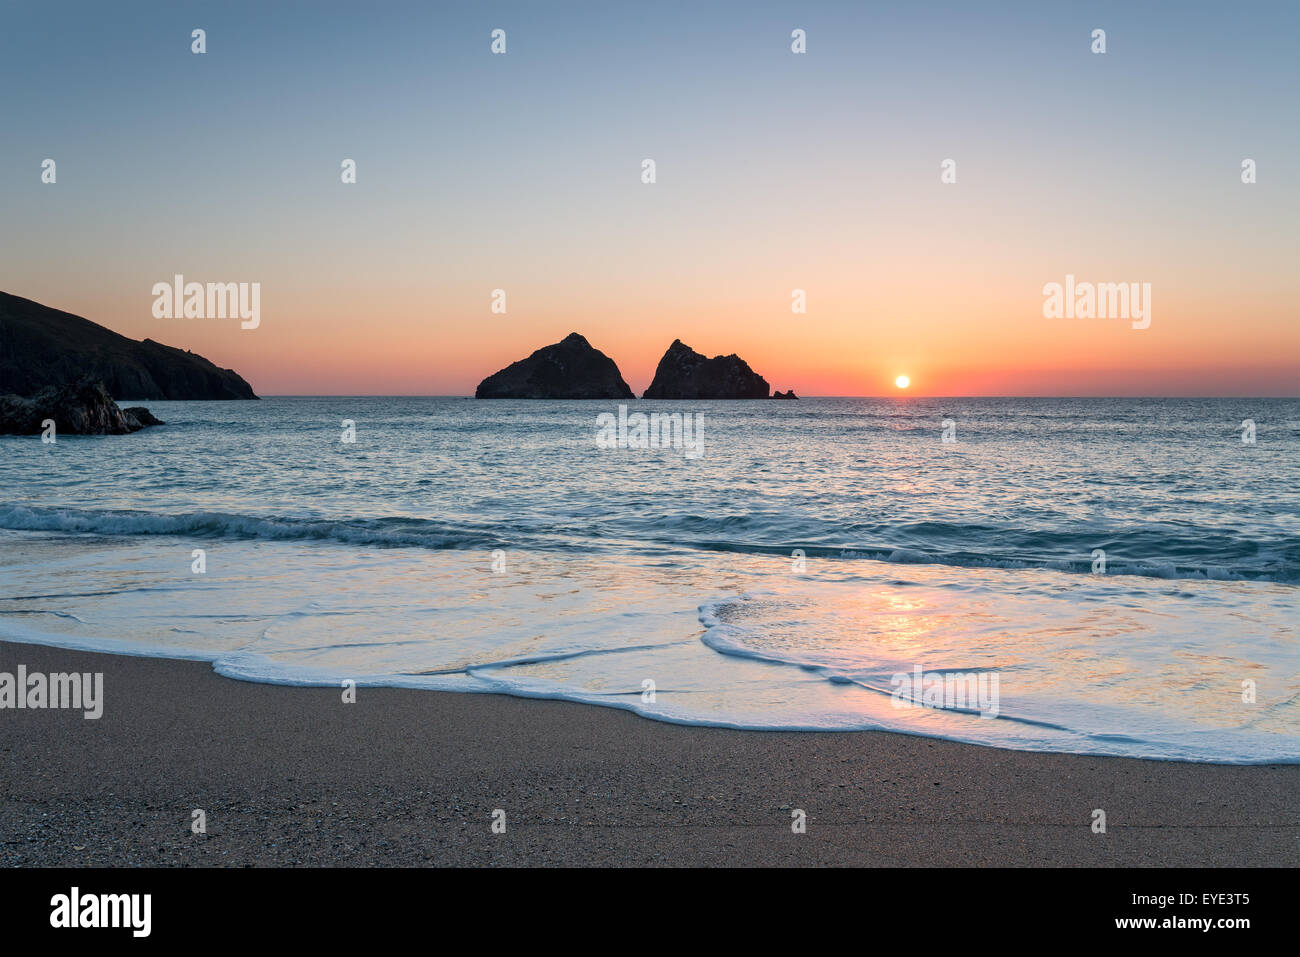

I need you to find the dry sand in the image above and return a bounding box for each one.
[1,640,1296,866]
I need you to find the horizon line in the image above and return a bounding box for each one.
[237,394,1300,400]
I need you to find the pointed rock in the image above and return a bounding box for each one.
[475,333,634,399]
[643,339,770,399]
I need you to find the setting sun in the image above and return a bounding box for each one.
[895,375,910,389]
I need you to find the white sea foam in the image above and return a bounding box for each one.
[1,528,1296,763]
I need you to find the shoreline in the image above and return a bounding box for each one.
[1,639,1297,866]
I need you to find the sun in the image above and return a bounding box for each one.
[895,375,910,389]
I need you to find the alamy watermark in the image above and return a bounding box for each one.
[596,405,704,459]
[890,665,999,718]
[152,275,260,329]
[0,663,103,719]
[50,887,150,937]
[1043,274,1150,329]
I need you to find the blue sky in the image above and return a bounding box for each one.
[2,0,1296,394]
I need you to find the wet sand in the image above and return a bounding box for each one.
[1,640,1296,866]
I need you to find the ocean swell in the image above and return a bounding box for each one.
[1,503,1295,583]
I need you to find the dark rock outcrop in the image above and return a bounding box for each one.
[0,291,257,400]
[0,377,162,435]
[642,339,770,399]
[122,406,165,427]
[476,333,634,399]
[772,390,799,400]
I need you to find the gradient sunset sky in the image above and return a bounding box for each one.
[2,0,1296,396]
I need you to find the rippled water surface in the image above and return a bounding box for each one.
[2,397,1297,762]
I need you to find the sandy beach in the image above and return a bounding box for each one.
[1,640,1295,867]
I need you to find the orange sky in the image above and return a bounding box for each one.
[14,256,1296,396]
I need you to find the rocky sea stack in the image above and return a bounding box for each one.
[476,333,634,399]
[0,376,164,435]
[642,339,770,399]
[0,291,257,400]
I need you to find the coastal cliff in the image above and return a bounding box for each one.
[0,291,257,400]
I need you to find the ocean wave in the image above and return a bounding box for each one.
[0,505,495,551]
[672,539,1296,583]
[1,503,1295,583]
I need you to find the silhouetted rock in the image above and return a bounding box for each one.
[772,390,799,400]
[0,377,162,435]
[122,406,165,427]
[476,333,634,399]
[642,339,770,399]
[0,291,257,400]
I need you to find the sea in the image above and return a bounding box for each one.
[1,396,1297,763]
